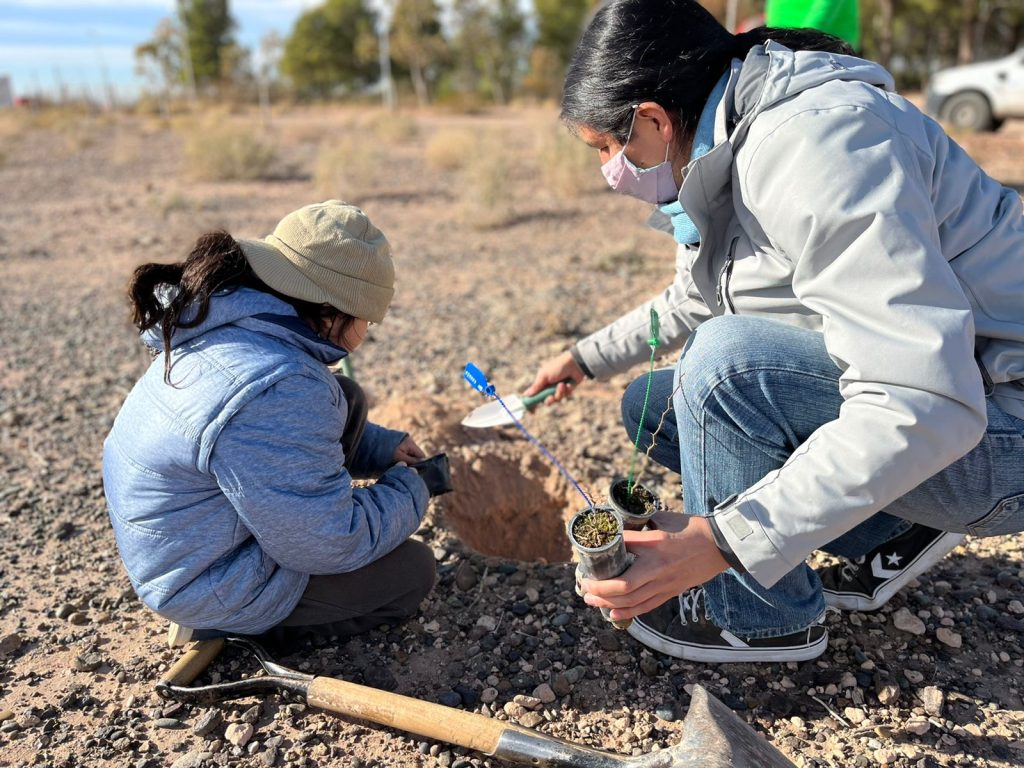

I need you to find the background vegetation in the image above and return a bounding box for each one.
[128,0,1024,112]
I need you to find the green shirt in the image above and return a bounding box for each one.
[765,0,859,49]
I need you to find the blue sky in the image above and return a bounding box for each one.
[0,1,320,100]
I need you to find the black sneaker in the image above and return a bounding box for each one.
[820,524,965,611]
[626,588,828,663]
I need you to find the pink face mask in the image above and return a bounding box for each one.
[600,106,678,204]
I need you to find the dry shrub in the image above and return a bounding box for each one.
[180,120,278,181]
[361,111,418,144]
[458,131,513,230]
[423,129,473,171]
[595,238,648,276]
[313,138,382,201]
[538,125,596,198]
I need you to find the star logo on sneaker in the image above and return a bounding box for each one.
[870,553,903,579]
[886,552,903,567]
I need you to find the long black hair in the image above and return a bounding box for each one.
[129,232,353,383]
[561,0,855,143]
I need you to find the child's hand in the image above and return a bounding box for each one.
[393,435,426,464]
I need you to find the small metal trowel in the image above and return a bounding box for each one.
[461,379,571,429]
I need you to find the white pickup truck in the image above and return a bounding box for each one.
[925,48,1024,131]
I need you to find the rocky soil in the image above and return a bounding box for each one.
[1,108,1022,768]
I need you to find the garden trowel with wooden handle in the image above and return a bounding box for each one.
[157,637,795,768]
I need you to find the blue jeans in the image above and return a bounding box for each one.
[621,315,1024,638]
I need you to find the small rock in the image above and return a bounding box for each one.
[936,627,962,648]
[533,683,556,704]
[893,607,926,635]
[873,748,898,764]
[877,684,900,705]
[0,633,22,657]
[503,702,527,719]
[169,753,213,768]
[904,718,931,736]
[153,718,182,730]
[1008,600,1024,615]
[192,709,223,737]
[596,631,620,651]
[56,603,76,620]
[639,655,659,678]
[480,688,498,704]
[259,747,278,767]
[73,653,104,672]
[844,707,867,725]
[475,616,497,632]
[904,669,925,684]
[519,712,544,728]
[225,722,254,748]
[438,691,462,708]
[551,673,571,697]
[513,694,543,711]
[0,710,13,723]
[655,703,678,722]
[454,561,478,592]
[67,612,89,626]
[921,686,945,716]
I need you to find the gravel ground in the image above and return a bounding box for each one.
[1,108,1022,768]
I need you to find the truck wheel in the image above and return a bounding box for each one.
[941,91,995,131]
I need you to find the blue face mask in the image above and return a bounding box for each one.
[601,106,679,205]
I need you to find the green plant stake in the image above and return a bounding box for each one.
[626,308,662,497]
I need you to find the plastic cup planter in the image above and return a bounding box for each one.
[567,505,633,631]
[608,476,663,531]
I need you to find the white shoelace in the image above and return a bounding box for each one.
[677,587,706,625]
[839,555,866,583]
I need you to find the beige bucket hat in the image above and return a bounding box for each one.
[238,200,395,323]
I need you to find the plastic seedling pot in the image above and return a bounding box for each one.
[566,506,632,631]
[608,476,663,531]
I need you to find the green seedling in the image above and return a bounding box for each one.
[626,308,662,497]
[571,507,620,549]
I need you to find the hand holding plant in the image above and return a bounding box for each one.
[581,513,729,622]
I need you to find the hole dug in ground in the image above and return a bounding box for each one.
[371,395,579,563]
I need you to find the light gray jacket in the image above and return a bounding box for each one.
[574,43,1024,587]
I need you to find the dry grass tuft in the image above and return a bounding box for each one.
[361,111,418,144]
[313,138,382,201]
[180,119,278,181]
[423,129,473,171]
[537,125,597,198]
[457,131,513,230]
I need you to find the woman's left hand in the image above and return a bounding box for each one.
[580,513,730,622]
[393,435,427,465]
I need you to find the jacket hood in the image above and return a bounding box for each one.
[142,286,347,364]
[731,42,896,130]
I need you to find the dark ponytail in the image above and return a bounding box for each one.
[129,231,352,383]
[561,0,855,144]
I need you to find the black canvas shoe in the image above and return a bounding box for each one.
[820,524,965,611]
[626,588,828,663]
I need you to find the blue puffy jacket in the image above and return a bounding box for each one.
[102,287,429,634]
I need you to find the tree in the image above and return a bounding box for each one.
[280,0,379,98]
[450,0,528,103]
[178,0,236,90]
[524,0,596,99]
[135,18,184,103]
[533,0,593,66]
[390,0,447,106]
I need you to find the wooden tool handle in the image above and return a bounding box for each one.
[159,638,226,687]
[308,676,512,755]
